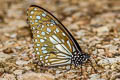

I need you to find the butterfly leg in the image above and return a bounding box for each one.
[79,64,87,80]
[78,64,83,80]
[80,64,83,76]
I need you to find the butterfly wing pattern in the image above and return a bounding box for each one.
[27,5,90,70]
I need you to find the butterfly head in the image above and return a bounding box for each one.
[72,52,90,67]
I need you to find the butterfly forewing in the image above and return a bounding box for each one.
[27,5,77,68]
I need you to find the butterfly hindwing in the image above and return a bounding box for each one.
[27,5,77,67]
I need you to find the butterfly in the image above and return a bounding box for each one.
[27,5,90,70]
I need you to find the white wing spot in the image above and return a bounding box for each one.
[41,47,46,50]
[32,27,35,30]
[46,60,48,62]
[30,16,32,18]
[45,56,49,59]
[54,31,56,34]
[47,24,50,26]
[40,39,44,42]
[50,20,55,24]
[44,44,48,46]
[46,32,49,34]
[37,52,40,54]
[41,25,45,30]
[67,40,71,49]
[41,61,44,63]
[40,58,42,60]
[40,56,43,57]
[61,39,64,43]
[31,22,34,24]
[62,33,66,36]
[30,11,34,14]
[47,63,50,65]
[34,8,37,10]
[47,28,51,32]
[73,46,76,52]
[47,54,50,56]
[42,25,44,28]
[36,16,41,19]
[42,50,47,54]
[36,48,39,51]
[35,39,38,42]
[37,34,40,37]
[35,20,38,22]
[50,24,53,26]
[44,37,47,39]
[56,28,59,32]
[37,31,39,33]
[41,32,45,35]
[36,43,40,46]
[42,13,46,17]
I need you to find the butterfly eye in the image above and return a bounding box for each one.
[27,5,90,70]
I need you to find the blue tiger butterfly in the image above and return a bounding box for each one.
[27,5,90,70]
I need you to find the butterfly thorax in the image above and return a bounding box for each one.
[71,52,90,67]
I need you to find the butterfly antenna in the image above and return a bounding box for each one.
[91,54,106,68]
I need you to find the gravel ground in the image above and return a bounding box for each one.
[0,0,120,80]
